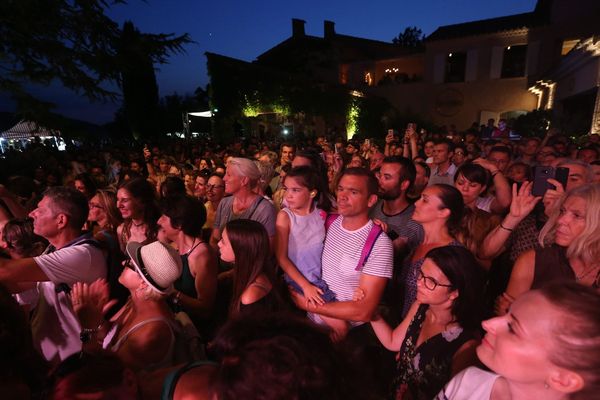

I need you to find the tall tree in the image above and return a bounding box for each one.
[0,0,190,126]
[392,26,425,50]
[118,21,160,139]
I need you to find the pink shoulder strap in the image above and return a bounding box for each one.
[355,223,383,272]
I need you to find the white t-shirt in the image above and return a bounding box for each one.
[476,196,494,213]
[311,217,393,326]
[435,367,499,400]
[30,243,107,365]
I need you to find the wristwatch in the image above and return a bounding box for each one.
[80,328,97,343]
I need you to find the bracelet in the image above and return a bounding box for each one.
[491,170,500,177]
[499,223,514,232]
[80,321,105,343]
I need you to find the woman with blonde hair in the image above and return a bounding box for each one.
[88,189,122,235]
[496,183,600,315]
[438,282,600,400]
[209,157,276,251]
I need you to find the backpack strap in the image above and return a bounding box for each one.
[355,223,383,272]
[324,213,339,230]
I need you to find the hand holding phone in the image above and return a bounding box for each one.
[532,166,569,197]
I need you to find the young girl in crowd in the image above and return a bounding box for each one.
[218,219,286,316]
[275,166,346,338]
[437,282,600,400]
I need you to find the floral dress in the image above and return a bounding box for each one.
[391,304,474,400]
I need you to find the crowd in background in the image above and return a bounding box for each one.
[0,121,600,400]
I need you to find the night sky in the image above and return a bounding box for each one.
[1,0,537,125]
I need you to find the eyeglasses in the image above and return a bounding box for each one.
[88,202,104,210]
[206,184,224,190]
[415,268,452,291]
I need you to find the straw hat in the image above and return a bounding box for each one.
[126,240,182,294]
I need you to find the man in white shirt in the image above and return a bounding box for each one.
[428,139,457,186]
[0,187,106,365]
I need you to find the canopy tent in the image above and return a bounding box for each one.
[0,120,61,140]
[0,120,63,152]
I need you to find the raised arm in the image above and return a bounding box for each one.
[472,158,511,213]
[0,257,48,288]
[479,182,540,260]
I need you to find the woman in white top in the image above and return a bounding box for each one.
[437,282,600,400]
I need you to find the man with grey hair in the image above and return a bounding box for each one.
[0,187,107,365]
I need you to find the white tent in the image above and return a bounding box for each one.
[0,120,61,140]
[0,120,62,152]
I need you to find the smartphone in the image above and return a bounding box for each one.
[532,166,569,196]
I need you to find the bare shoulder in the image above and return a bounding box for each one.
[240,281,271,305]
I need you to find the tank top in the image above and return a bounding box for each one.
[532,245,574,289]
[282,206,326,283]
[103,316,176,371]
[174,240,204,299]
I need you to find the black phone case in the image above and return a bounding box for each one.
[532,166,554,197]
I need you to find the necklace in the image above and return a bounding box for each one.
[575,264,600,282]
[132,220,144,228]
[183,238,198,255]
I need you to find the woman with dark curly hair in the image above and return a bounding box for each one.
[116,178,160,252]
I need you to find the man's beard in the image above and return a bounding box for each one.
[378,188,402,201]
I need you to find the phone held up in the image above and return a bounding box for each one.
[532,166,569,197]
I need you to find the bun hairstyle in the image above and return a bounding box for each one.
[430,184,464,236]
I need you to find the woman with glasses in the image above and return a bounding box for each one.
[88,189,122,237]
[398,184,465,319]
[371,246,485,400]
[203,173,226,236]
[87,189,128,311]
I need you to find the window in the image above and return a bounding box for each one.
[501,45,527,78]
[444,52,466,83]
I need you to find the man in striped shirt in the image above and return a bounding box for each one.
[292,168,393,331]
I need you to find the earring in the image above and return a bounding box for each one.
[310,191,316,197]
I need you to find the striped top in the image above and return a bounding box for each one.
[317,217,393,326]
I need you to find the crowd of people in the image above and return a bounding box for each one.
[0,123,599,400]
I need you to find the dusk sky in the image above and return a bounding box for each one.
[2,0,537,124]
